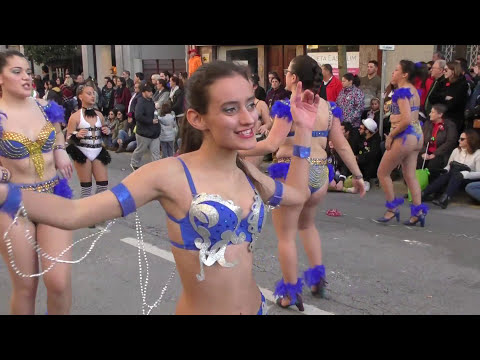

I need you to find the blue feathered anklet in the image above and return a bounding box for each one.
[274,278,304,311]
[403,203,429,227]
[304,265,328,298]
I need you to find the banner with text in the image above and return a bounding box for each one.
[307,51,360,78]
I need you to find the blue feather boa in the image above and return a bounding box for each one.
[44,101,66,124]
[270,99,292,122]
[268,162,290,180]
[273,278,304,304]
[53,178,73,199]
[392,88,413,102]
[304,265,326,287]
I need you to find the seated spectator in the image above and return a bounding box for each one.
[362,97,380,125]
[421,129,480,209]
[326,141,351,192]
[265,73,290,109]
[465,181,480,202]
[110,109,128,151]
[336,73,365,128]
[418,104,458,181]
[116,115,137,153]
[103,109,117,148]
[357,118,381,190]
[341,121,361,155]
[444,61,469,134]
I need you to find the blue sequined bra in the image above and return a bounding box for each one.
[166,158,266,281]
[285,101,340,138]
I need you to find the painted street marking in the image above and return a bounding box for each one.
[120,237,334,315]
[402,240,431,247]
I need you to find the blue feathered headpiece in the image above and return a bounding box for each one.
[270,98,292,122]
[44,101,66,124]
[392,88,413,102]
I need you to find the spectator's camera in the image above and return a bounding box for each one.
[464,100,480,121]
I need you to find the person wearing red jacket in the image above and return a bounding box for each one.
[318,64,343,102]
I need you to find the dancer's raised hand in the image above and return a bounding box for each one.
[290,81,320,131]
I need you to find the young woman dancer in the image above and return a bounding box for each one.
[0,61,318,315]
[66,85,111,206]
[376,60,429,226]
[239,55,365,309]
[0,50,74,314]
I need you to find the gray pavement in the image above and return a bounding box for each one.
[1,150,480,315]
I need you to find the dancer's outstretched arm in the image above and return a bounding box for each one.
[329,116,366,197]
[0,157,178,230]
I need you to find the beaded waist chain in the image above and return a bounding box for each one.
[14,176,60,194]
[276,157,328,166]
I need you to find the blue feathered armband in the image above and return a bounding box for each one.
[392,88,413,102]
[44,101,66,124]
[270,99,292,122]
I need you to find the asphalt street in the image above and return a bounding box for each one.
[1,150,479,315]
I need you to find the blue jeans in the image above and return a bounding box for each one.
[465,181,480,202]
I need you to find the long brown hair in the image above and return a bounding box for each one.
[179,60,265,193]
[462,129,480,154]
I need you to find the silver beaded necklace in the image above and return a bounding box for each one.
[3,204,176,315]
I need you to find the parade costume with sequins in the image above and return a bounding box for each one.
[66,109,111,165]
[0,101,72,198]
[166,158,266,283]
[390,88,423,144]
[267,99,340,193]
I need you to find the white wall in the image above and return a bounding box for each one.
[95,45,112,83]
[385,45,435,80]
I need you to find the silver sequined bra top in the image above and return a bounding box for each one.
[166,158,266,281]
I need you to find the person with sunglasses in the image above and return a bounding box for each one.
[421,129,480,209]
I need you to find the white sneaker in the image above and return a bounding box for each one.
[364,181,371,192]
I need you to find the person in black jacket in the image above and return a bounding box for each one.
[444,61,469,134]
[424,59,447,118]
[130,82,160,170]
